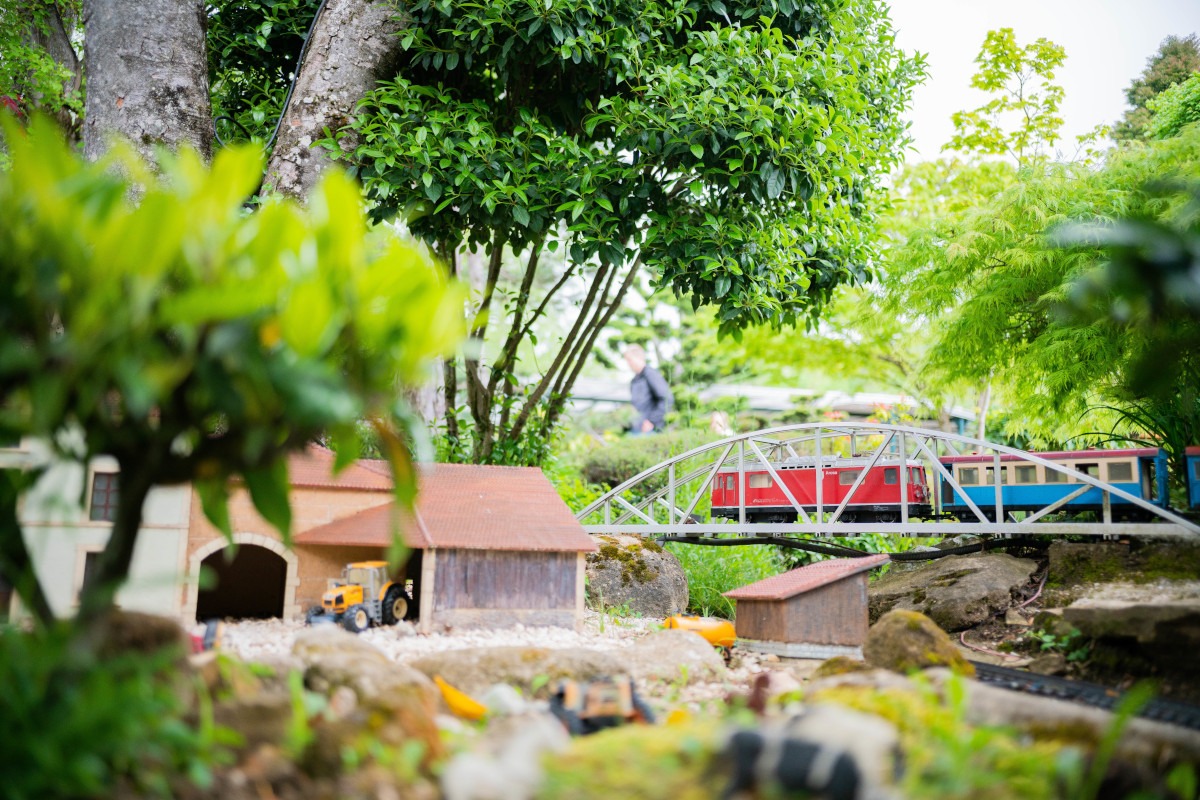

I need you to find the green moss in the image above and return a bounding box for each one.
[642,539,664,554]
[812,656,872,679]
[591,540,659,585]
[538,720,719,800]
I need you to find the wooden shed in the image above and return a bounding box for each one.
[724,554,890,659]
[294,464,597,632]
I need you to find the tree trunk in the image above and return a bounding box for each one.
[82,0,213,162]
[976,380,992,442]
[264,0,406,199]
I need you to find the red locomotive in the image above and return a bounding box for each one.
[710,456,933,523]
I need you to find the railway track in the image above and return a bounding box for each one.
[971,662,1200,731]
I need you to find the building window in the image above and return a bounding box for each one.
[1045,465,1068,483]
[838,469,862,486]
[1078,463,1100,480]
[984,466,1007,485]
[1107,462,1133,482]
[1014,465,1037,484]
[958,467,978,486]
[884,468,898,485]
[89,472,119,522]
[748,473,773,489]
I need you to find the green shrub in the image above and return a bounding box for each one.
[665,538,786,618]
[580,429,712,488]
[0,626,233,799]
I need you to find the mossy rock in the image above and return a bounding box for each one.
[811,656,874,680]
[863,609,975,677]
[586,533,688,617]
[538,718,720,800]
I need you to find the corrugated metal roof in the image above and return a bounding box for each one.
[294,463,596,553]
[293,502,431,549]
[724,553,890,600]
[288,446,394,491]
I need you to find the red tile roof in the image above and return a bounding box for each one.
[724,553,890,601]
[294,463,596,553]
[287,446,393,491]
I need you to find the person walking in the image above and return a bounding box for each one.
[623,344,673,434]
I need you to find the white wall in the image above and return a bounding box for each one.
[8,441,192,619]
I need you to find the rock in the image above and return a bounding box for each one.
[1064,599,1200,671]
[810,656,873,680]
[620,629,726,684]
[94,609,190,658]
[293,625,389,664]
[1004,608,1033,627]
[1031,609,1075,638]
[1047,542,1131,587]
[408,646,629,698]
[922,668,1200,764]
[863,609,975,676]
[868,553,1038,631]
[1027,652,1068,676]
[213,691,295,754]
[441,712,571,800]
[586,534,688,617]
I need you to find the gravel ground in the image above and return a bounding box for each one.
[209,611,790,711]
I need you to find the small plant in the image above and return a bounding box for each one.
[665,538,785,618]
[1025,627,1091,663]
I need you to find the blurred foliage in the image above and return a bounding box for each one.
[1053,178,1200,474]
[576,429,713,488]
[206,0,319,146]
[1147,74,1200,142]
[0,625,235,799]
[1113,34,1200,143]
[884,121,1200,448]
[664,538,785,618]
[0,114,463,624]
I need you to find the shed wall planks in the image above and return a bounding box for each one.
[733,575,869,646]
[433,549,577,611]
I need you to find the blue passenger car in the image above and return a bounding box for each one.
[937,448,1169,521]
[1187,447,1200,510]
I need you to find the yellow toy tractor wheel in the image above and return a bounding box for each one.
[383,585,410,625]
[343,604,370,634]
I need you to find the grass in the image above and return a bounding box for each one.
[664,538,786,618]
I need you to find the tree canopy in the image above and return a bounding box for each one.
[1112,33,1200,142]
[323,0,922,461]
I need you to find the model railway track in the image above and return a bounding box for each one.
[971,662,1200,731]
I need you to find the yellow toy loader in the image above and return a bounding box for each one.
[305,560,412,633]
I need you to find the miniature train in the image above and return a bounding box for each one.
[710,446,1200,524]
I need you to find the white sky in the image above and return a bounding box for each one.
[887,0,1200,161]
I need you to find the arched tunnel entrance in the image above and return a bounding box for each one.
[196,544,287,621]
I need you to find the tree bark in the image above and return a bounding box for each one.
[82,0,213,162]
[263,0,406,199]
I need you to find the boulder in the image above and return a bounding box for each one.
[293,625,389,664]
[408,646,629,698]
[1065,599,1200,673]
[619,629,726,684]
[868,553,1038,631]
[94,609,190,659]
[863,609,974,676]
[441,712,570,800]
[586,534,688,617]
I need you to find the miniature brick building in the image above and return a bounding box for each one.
[724,553,890,659]
[293,462,597,632]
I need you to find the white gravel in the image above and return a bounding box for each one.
[206,610,785,711]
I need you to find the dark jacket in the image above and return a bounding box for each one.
[631,365,673,432]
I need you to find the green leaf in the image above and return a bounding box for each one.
[244,460,293,541]
[196,477,233,539]
[690,143,704,159]
[513,205,531,227]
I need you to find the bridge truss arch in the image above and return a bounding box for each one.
[575,423,1200,539]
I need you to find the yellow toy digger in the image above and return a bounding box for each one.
[305,560,412,633]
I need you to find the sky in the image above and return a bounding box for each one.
[887,0,1200,162]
